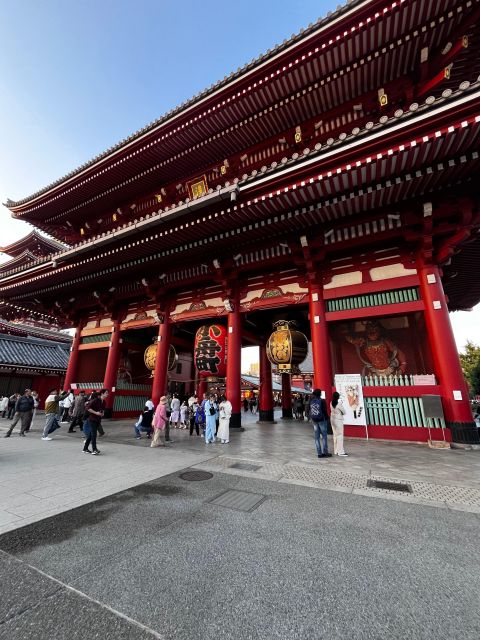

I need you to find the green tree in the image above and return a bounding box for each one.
[459,341,480,394]
[470,362,480,396]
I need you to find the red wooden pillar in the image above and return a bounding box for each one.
[281,374,293,419]
[417,261,478,443]
[226,293,242,430]
[258,342,275,422]
[308,279,333,406]
[103,320,122,416]
[152,310,171,406]
[63,321,84,391]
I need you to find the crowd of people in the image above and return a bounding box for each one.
[2,386,347,459]
[2,387,108,455]
[134,392,233,447]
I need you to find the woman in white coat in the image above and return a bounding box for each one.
[330,391,348,457]
[217,395,232,444]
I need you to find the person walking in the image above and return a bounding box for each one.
[218,395,232,444]
[41,389,62,441]
[204,394,217,444]
[151,396,167,447]
[68,391,86,432]
[25,391,39,432]
[83,389,108,455]
[0,395,8,418]
[4,389,34,437]
[189,397,200,436]
[61,389,74,422]
[170,394,180,429]
[309,389,331,458]
[330,391,348,457]
[180,399,188,429]
[7,393,19,420]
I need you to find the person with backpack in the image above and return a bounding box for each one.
[194,398,205,436]
[309,388,331,458]
[4,389,34,437]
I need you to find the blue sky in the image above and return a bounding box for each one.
[0,0,478,350]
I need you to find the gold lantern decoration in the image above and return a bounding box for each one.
[144,341,177,376]
[266,320,308,373]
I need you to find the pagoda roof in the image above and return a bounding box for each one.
[0,318,72,343]
[5,0,479,239]
[0,230,67,259]
[0,333,69,373]
[1,78,479,311]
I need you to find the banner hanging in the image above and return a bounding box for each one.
[334,374,368,435]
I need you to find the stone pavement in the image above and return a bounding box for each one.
[1,411,479,639]
[1,409,479,537]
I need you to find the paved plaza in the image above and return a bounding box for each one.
[0,412,479,639]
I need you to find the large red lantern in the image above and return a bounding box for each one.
[194,324,227,378]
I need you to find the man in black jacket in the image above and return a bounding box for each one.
[5,390,35,437]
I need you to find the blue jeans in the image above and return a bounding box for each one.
[313,420,328,455]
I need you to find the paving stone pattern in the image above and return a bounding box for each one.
[0,471,479,640]
[196,455,480,509]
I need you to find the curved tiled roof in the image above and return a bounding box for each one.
[3,0,368,209]
[0,333,69,371]
[0,230,67,257]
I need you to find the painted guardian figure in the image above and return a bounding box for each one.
[343,320,407,377]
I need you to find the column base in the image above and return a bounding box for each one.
[282,408,293,419]
[448,421,480,445]
[258,409,275,422]
[229,413,244,431]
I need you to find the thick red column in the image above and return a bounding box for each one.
[258,343,275,422]
[308,279,333,406]
[417,261,477,443]
[226,294,242,430]
[152,311,171,406]
[103,320,122,415]
[281,374,293,419]
[63,322,83,391]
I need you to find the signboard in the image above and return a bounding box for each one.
[334,374,367,428]
[421,395,444,420]
[412,374,436,386]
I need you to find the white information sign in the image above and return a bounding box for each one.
[334,374,368,431]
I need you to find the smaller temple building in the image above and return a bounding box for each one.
[0,233,71,406]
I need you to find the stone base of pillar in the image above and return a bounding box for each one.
[282,408,293,419]
[449,421,480,445]
[258,409,275,423]
[229,413,244,431]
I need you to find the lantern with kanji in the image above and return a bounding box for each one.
[194,324,227,378]
[144,342,177,376]
[266,321,308,373]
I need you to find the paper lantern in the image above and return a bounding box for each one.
[144,343,177,375]
[194,324,227,378]
[266,321,308,373]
